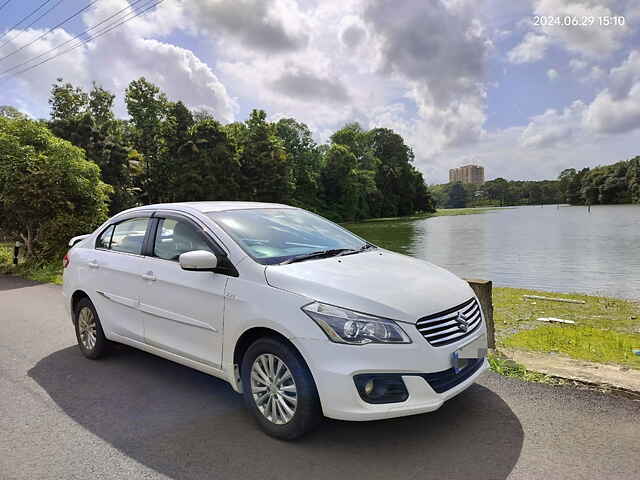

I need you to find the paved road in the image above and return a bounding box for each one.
[1,276,638,480]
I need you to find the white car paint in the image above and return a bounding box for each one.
[63,202,488,422]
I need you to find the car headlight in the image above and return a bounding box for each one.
[302,302,411,345]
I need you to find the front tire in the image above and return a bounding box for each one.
[241,337,322,440]
[74,297,109,359]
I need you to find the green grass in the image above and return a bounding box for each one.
[0,243,63,285]
[502,325,640,369]
[350,207,498,224]
[488,352,563,384]
[494,287,640,369]
[494,287,640,337]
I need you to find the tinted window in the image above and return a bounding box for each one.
[110,218,149,255]
[208,208,366,265]
[153,218,213,261]
[96,225,114,249]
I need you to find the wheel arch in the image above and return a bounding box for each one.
[70,289,90,321]
[232,326,316,394]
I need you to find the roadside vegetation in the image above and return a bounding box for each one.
[493,287,640,369]
[1,77,435,268]
[487,352,564,385]
[0,243,63,285]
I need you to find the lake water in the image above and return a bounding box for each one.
[346,205,640,300]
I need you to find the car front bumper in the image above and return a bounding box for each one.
[294,332,489,421]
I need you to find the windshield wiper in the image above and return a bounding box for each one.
[336,243,376,257]
[280,248,354,265]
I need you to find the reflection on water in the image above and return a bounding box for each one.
[346,205,640,300]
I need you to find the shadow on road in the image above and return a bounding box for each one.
[29,345,523,480]
[0,275,44,291]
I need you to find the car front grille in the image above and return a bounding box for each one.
[415,297,482,347]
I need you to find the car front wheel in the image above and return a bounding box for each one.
[241,337,322,440]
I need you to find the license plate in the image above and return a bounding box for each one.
[451,334,488,373]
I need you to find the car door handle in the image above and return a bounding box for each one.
[88,260,99,269]
[141,272,156,282]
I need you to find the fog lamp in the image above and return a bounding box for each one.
[354,374,409,404]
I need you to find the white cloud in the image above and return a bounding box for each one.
[547,68,559,80]
[508,33,550,64]
[0,1,236,121]
[584,51,640,134]
[569,58,588,71]
[520,100,586,148]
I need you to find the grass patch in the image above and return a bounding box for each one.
[0,243,63,285]
[502,325,640,369]
[488,352,563,384]
[494,287,640,370]
[493,287,640,338]
[351,207,498,224]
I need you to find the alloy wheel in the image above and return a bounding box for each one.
[250,353,298,424]
[77,306,97,351]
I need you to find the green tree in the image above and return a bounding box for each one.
[320,144,360,220]
[48,81,136,214]
[173,118,240,201]
[49,78,89,121]
[125,77,168,203]
[0,105,27,119]
[0,117,111,258]
[275,118,322,210]
[239,110,291,203]
[447,182,466,208]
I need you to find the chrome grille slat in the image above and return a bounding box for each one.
[416,302,480,326]
[416,298,483,347]
[420,314,481,338]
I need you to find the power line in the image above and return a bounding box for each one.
[0,0,13,14]
[0,0,100,63]
[0,0,53,44]
[0,0,165,83]
[0,0,65,51]
[0,0,149,77]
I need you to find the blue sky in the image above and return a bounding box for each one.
[1,0,639,183]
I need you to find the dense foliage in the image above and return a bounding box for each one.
[431,178,562,208]
[558,157,640,205]
[33,78,435,230]
[0,116,111,258]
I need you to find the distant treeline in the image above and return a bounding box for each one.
[431,157,640,208]
[558,158,640,206]
[1,77,434,224]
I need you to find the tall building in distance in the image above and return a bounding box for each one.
[449,164,485,185]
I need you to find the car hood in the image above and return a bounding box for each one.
[264,249,475,323]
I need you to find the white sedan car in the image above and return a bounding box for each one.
[63,202,488,439]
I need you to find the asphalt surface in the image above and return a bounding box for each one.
[1,275,638,480]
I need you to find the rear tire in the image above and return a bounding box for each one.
[241,337,322,440]
[74,297,109,359]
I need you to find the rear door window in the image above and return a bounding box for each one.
[96,225,115,250]
[110,218,150,255]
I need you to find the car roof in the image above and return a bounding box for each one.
[130,201,294,214]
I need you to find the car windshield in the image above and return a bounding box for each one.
[208,208,369,265]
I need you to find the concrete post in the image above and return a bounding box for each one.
[465,278,495,349]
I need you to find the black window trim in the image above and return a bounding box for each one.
[146,211,238,277]
[94,215,153,257]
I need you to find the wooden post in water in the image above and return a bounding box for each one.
[465,278,495,349]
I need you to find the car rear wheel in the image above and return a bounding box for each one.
[74,297,109,359]
[241,337,322,440]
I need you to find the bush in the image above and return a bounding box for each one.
[0,117,111,260]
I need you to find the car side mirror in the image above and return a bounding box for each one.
[178,250,218,271]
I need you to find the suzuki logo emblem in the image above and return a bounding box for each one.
[456,312,469,332]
